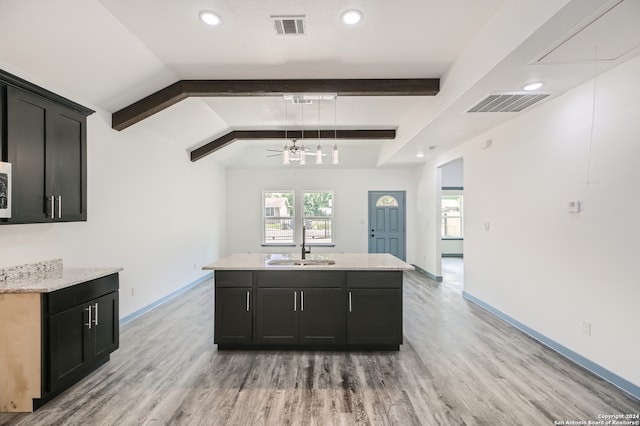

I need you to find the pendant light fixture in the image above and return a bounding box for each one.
[315,100,323,165]
[274,94,340,166]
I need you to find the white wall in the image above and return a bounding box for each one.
[225,168,416,263]
[415,55,640,387]
[0,107,227,319]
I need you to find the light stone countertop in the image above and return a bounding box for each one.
[202,253,415,271]
[0,267,123,294]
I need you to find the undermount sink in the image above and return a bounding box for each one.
[267,259,336,266]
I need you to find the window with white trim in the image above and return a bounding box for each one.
[263,191,294,244]
[302,191,334,244]
[441,192,463,238]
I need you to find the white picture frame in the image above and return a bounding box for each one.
[0,162,11,218]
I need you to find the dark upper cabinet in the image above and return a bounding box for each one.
[6,87,49,222]
[1,69,92,225]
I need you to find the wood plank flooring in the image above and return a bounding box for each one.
[1,261,638,425]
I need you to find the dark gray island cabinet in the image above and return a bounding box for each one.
[207,253,412,350]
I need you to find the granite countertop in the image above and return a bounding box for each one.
[0,259,123,294]
[203,253,415,271]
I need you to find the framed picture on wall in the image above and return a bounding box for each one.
[0,162,11,218]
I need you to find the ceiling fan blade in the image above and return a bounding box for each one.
[266,153,283,157]
[266,149,283,152]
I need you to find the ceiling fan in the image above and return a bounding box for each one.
[267,138,331,165]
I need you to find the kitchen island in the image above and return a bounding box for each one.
[203,253,414,350]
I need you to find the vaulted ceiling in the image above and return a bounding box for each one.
[1,0,639,168]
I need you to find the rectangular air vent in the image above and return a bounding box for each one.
[467,93,550,113]
[272,15,306,35]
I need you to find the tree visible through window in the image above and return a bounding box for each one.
[442,194,463,238]
[303,191,333,244]
[263,191,294,243]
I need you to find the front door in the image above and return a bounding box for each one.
[368,191,406,261]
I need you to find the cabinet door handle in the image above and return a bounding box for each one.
[348,291,352,312]
[301,291,304,312]
[93,303,99,326]
[246,290,250,312]
[294,291,297,312]
[58,196,62,219]
[50,196,55,219]
[85,306,92,329]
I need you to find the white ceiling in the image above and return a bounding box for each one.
[1,0,639,169]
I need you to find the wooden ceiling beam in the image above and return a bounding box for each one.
[112,79,439,131]
[190,129,396,162]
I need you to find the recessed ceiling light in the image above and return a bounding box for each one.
[416,151,425,158]
[523,81,544,91]
[199,10,222,26]
[341,9,362,25]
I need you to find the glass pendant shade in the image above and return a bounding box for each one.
[315,145,323,164]
[282,145,290,165]
[332,144,340,165]
[299,148,306,165]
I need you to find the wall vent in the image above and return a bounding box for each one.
[272,15,306,35]
[467,93,550,113]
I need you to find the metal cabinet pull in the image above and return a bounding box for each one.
[50,196,55,219]
[93,303,99,326]
[348,292,352,312]
[294,291,297,312]
[85,306,92,329]
[58,196,62,219]
[301,291,304,312]
[246,290,250,312]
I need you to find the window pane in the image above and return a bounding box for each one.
[376,195,398,207]
[263,191,294,243]
[441,195,463,238]
[303,192,333,244]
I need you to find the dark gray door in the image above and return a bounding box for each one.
[368,191,406,261]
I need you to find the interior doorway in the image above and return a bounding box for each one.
[439,158,464,286]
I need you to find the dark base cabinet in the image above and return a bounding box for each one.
[35,274,119,409]
[214,270,401,350]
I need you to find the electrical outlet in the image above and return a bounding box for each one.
[131,287,136,297]
[193,263,197,271]
[582,321,592,336]
[483,222,491,231]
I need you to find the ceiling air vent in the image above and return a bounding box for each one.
[467,93,550,113]
[272,15,306,35]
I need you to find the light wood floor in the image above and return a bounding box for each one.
[1,261,638,425]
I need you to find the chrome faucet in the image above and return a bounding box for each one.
[301,226,311,259]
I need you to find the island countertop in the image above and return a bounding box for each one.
[202,253,414,271]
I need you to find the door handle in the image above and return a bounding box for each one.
[85,306,92,329]
[58,196,62,219]
[246,290,250,312]
[348,291,352,312]
[371,234,374,237]
[50,196,55,219]
[301,291,304,312]
[93,303,99,326]
[294,291,297,312]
